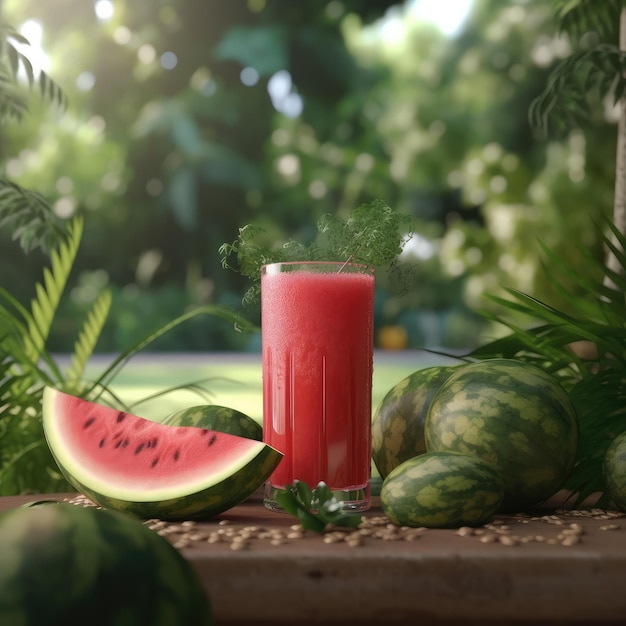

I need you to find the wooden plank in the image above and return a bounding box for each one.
[1,492,625,624]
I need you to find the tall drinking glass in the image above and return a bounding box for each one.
[261,261,375,512]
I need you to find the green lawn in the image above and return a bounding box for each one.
[89,351,459,423]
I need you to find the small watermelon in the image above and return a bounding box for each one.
[162,404,262,440]
[425,359,578,511]
[0,503,213,625]
[380,451,504,528]
[371,365,460,479]
[42,387,282,520]
[603,430,626,511]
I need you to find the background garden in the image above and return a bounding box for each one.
[1,0,617,354]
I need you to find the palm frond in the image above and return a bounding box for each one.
[21,216,83,365]
[529,44,626,133]
[0,71,27,122]
[64,289,112,386]
[0,180,67,254]
[89,304,258,396]
[0,22,67,122]
[553,0,624,41]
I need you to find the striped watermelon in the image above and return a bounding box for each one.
[161,404,262,441]
[0,503,213,625]
[603,430,626,511]
[425,359,578,511]
[42,387,282,520]
[371,365,459,479]
[380,451,504,528]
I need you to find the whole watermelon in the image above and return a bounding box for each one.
[603,430,626,511]
[162,404,262,440]
[424,359,578,511]
[372,365,460,479]
[380,451,504,528]
[0,503,213,626]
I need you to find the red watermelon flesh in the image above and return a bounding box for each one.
[43,387,282,519]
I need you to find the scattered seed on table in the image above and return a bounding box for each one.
[403,531,423,541]
[346,537,363,547]
[499,535,519,546]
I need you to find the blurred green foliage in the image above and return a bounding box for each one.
[0,0,618,351]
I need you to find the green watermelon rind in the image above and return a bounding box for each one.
[42,387,282,521]
[0,503,214,625]
[371,365,459,479]
[161,404,263,441]
[424,359,578,511]
[380,451,504,528]
[61,444,281,521]
[603,430,626,512]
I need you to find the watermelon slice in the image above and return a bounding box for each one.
[42,387,282,520]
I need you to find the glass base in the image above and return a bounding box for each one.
[264,482,371,514]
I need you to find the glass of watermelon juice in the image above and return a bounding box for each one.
[261,261,375,512]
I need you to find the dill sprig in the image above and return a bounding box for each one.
[219,199,416,306]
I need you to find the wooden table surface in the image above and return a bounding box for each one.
[2,491,626,625]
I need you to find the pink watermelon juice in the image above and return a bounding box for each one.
[261,261,374,511]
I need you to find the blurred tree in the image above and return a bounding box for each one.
[530,0,626,287]
[1,0,399,294]
[0,0,619,350]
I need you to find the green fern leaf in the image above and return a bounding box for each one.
[65,289,112,385]
[21,216,83,364]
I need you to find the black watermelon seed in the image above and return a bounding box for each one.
[84,417,96,429]
[98,438,106,448]
[116,412,126,423]
[114,440,122,449]
[135,443,145,455]
[173,450,180,462]
[122,439,129,448]
[151,437,158,448]
[207,434,217,447]
[151,457,159,468]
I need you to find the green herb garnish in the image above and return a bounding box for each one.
[274,480,364,533]
[219,199,416,307]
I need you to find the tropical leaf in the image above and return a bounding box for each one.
[0,21,67,121]
[0,74,27,122]
[553,0,624,42]
[529,45,626,133]
[89,304,258,397]
[528,0,626,132]
[0,180,67,253]
[64,289,112,386]
[21,216,83,365]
